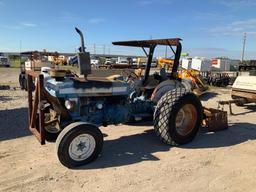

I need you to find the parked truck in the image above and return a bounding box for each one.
[0,53,10,67]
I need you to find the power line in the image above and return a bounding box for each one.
[103,44,105,55]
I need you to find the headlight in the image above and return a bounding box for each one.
[96,103,103,110]
[65,100,76,110]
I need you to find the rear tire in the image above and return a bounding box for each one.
[56,122,103,168]
[235,102,244,107]
[19,74,26,90]
[45,128,60,142]
[154,88,203,145]
[231,95,245,106]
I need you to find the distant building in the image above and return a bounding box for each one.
[181,57,192,70]
[191,57,211,72]
[238,60,256,71]
[211,57,231,71]
[230,59,240,71]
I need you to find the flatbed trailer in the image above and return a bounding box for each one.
[218,75,256,114]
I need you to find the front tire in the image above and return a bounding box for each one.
[154,88,203,145]
[56,122,103,168]
[19,73,26,90]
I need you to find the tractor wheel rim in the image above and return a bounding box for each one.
[175,104,197,136]
[68,134,96,161]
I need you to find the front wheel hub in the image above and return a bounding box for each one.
[68,134,96,161]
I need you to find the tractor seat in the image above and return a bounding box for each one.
[143,75,160,90]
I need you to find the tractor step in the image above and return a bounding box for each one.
[132,113,153,122]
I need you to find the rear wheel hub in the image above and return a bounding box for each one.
[175,104,197,136]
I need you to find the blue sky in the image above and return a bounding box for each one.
[0,0,256,59]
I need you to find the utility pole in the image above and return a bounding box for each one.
[103,44,105,55]
[93,44,96,55]
[165,45,167,58]
[241,32,246,63]
[19,40,22,65]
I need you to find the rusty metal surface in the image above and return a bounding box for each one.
[71,76,128,92]
[218,97,249,115]
[27,73,46,144]
[231,89,256,102]
[26,70,40,77]
[110,64,139,69]
[203,108,228,132]
[21,51,59,56]
[44,90,70,120]
[218,98,246,105]
[72,76,116,83]
[30,85,39,129]
[112,38,182,47]
[26,70,72,145]
[38,75,46,144]
[232,88,256,94]
[27,74,33,131]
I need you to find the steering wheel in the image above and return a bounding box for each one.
[122,69,141,92]
[122,69,139,82]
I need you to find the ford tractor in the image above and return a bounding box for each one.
[26,28,203,168]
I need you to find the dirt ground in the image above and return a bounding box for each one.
[0,68,256,192]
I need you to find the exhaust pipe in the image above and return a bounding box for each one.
[75,27,85,53]
[74,27,91,79]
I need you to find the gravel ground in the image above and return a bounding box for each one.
[0,68,256,192]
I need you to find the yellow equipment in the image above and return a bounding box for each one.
[157,57,174,70]
[179,68,208,96]
[137,57,147,67]
[48,54,68,65]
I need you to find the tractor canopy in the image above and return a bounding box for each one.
[112,38,182,84]
[112,38,182,47]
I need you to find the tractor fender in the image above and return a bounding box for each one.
[151,80,183,103]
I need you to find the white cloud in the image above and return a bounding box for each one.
[219,0,256,8]
[139,0,154,5]
[20,22,37,27]
[206,19,256,36]
[185,47,256,59]
[231,19,256,29]
[57,11,79,23]
[1,22,37,30]
[1,24,20,30]
[88,18,105,24]
[193,12,234,21]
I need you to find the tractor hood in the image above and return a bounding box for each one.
[44,76,129,98]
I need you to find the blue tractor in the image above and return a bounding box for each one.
[26,28,203,168]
